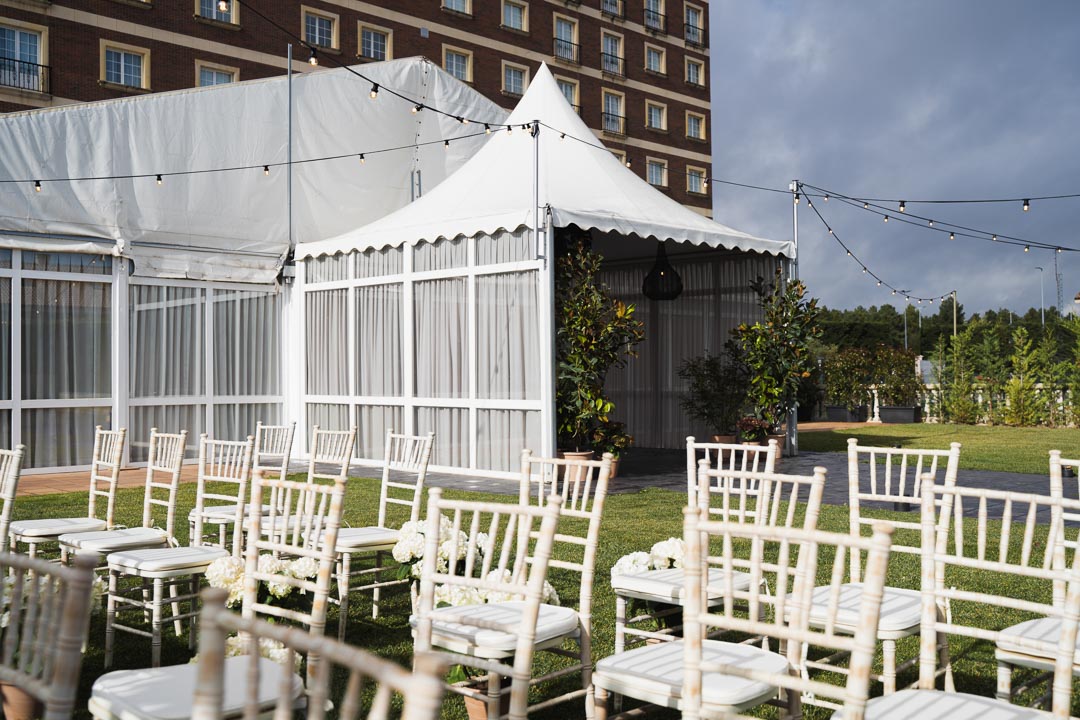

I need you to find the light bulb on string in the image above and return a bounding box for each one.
[862,267,867,273]
[823,194,829,202]
[1024,245,1030,252]
[359,154,365,164]
[34,180,41,192]
[263,165,270,176]
[308,47,318,66]
[918,299,922,304]
[369,84,379,99]
[413,103,423,113]
[949,232,955,240]
[1023,199,1030,212]
[625,158,632,168]
[1057,247,1063,253]
[899,201,906,213]
[929,298,934,304]
[827,228,833,235]
[156,174,163,186]
[883,215,889,223]
[559,132,566,140]
[217,0,228,12]
[506,125,512,134]
[877,280,882,286]
[702,178,709,191]
[892,289,897,295]
[992,235,998,242]
[928,220,934,227]
[863,201,869,209]
[444,140,450,150]
[794,192,800,205]
[846,250,852,256]
[484,124,491,134]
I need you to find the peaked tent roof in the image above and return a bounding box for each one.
[299,63,791,259]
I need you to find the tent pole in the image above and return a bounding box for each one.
[787,179,800,458]
[287,43,293,250]
[534,119,556,458]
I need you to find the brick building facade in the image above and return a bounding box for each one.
[0,0,711,214]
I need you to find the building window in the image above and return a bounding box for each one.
[601,0,624,18]
[686,56,704,86]
[644,0,666,32]
[443,0,471,15]
[685,2,706,46]
[0,22,46,93]
[611,149,627,166]
[556,76,579,112]
[502,61,528,96]
[645,100,666,130]
[359,23,392,61]
[101,42,149,89]
[197,61,236,86]
[602,90,625,135]
[646,158,667,187]
[303,7,337,49]
[502,0,528,31]
[687,166,707,195]
[444,46,472,82]
[601,32,623,76]
[644,43,665,74]
[197,0,235,23]
[686,110,706,140]
[553,15,578,64]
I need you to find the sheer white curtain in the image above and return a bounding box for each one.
[307,403,349,432]
[476,229,531,265]
[357,284,402,396]
[416,407,468,467]
[214,403,281,441]
[305,289,348,395]
[415,278,468,399]
[414,237,466,272]
[130,404,204,462]
[307,253,350,283]
[476,409,539,471]
[213,289,281,440]
[477,272,539,400]
[356,405,403,460]
[355,246,403,278]
[129,285,204,398]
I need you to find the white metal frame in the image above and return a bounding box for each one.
[298,233,551,479]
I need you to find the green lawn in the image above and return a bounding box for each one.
[801,423,1079,475]
[18,476,1072,719]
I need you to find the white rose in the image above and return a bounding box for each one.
[288,556,319,580]
[611,551,653,578]
[258,555,293,598]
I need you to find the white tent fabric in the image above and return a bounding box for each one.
[0,58,508,283]
[298,63,792,259]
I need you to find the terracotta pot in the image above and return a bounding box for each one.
[1,682,44,720]
[463,687,511,720]
[710,434,737,460]
[608,456,620,479]
[558,450,595,462]
[764,434,786,455]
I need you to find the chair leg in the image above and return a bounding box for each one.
[152,578,164,668]
[996,661,1013,702]
[487,671,502,720]
[580,622,595,720]
[882,639,897,694]
[337,552,350,642]
[593,684,609,720]
[104,569,118,669]
[168,580,183,637]
[613,595,626,712]
[189,575,200,651]
[372,551,382,619]
[939,631,954,692]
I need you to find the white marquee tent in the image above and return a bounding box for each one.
[296,64,792,477]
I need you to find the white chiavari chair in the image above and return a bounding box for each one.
[684,436,778,507]
[0,444,26,544]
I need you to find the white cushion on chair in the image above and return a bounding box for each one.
[10,517,106,537]
[107,546,229,574]
[835,689,1050,719]
[303,526,399,552]
[414,601,579,653]
[611,567,752,603]
[188,504,273,523]
[89,656,303,720]
[59,528,169,554]
[997,617,1075,664]
[808,583,922,634]
[594,638,784,710]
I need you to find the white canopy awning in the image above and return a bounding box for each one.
[0,58,507,283]
[299,63,792,259]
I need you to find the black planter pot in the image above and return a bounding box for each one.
[824,405,868,423]
[879,406,922,424]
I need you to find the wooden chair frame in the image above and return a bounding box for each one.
[9,427,126,559]
[413,488,564,720]
[0,552,98,720]
[684,436,778,507]
[335,429,434,639]
[306,425,356,485]
[0,444,26,544]
[191,587,447,720]
[253,420,296,480]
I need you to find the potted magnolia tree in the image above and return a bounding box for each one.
[677,341,749,443]
[823,347,871,422]
[733,269,822,454]
[554,229,645,462]
[873,345,924,423]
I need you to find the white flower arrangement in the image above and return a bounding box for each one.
[205,554,321,607]
[610,538,687,579]
[610,551,652,579]
[192,633,302,671]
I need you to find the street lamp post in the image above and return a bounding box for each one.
[1036,266,1045,327]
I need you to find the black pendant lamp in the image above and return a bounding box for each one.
[642,241,683,300]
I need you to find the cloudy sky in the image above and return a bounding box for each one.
[708,1,1080,314]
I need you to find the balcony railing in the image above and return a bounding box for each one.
[601,0,624,19]
[0,58,50,94]
[553,37,580,64]
[602,111,625,135]
[685,22,707,47]
[601,52,624,77]
[644,9,667,33]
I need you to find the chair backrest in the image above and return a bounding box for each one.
[191,434,255,556]
[192,587,447,720]
[695,463,827,533]
[0,552,98,720]
[680,509,894,720]
[0,445,25,543]
[846,439,961,581]
[685,436,777,505]
[414,488,563,720]
[243,469,346,681]
[377,430,435,528]
[1049,450,1080,553]
[920,475,1080,715]
[141,428,188,538]
[253,421,296,480]
[306,425,356,484]
[87,426,127,528]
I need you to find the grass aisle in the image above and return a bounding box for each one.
[800,423,1079,475]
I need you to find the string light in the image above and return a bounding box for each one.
[794,192,800,205]
[823,194,829,202]
[444,139,450,149]
[308,47,318,66]
[1024,245,1030,252]
[928,219,934,227]
[484,124,491,134]
[506,125,512,135]
[827,227,834,235]
[359,154,365,164]
[156,174,163,186]
[883,215,889,223]
[263,165,269,176]
[560,133,566,140]
[863,201,869,209]
[899,200,906,213]
[877,280,882,286]
[412,103,423,113]
[950,232,955,240]
[34,180,40,192]
[861,267,867,273]
[702,177,709,191]
[369,84,379,99]
[1023,199,1030,212]
[217,0,228,11]
[992,235,997,241]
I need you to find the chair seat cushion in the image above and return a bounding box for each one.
[188,504,273,522]
[808,583,922,634]
[414,601,579,653]
[108,546,230,575]
[90,655,302,720]
[997,617,1074,664]
[594,639,785,710]
[59,528,169,554]
[10,517,106,538]
[304,526,399,551]
[611,567,752,603]
[835,689,1051,719]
